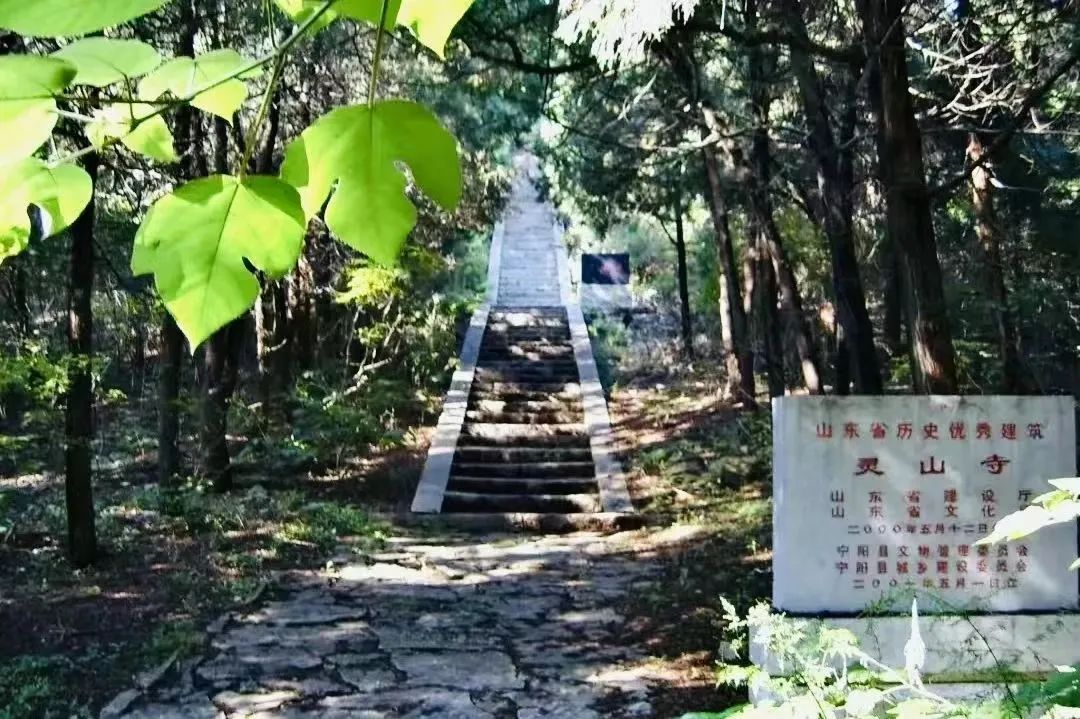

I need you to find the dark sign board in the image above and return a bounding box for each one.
[581,253,630,285]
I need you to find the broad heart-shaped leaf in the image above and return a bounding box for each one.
[272,0,339,34]
[0,0,167,36]
[53,38,162,87]
[0,159,93,264]
[0,55,77,165]
[87,103,177,163]
[280,100,461,266]
[132,175,306,348]
[140,50,259,121]
[397,0,474,57]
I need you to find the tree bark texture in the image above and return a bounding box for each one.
[65,154,98,568]
[673,200,694,359]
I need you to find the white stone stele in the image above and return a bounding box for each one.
[772,395,1078,615]
[580,284,633,313]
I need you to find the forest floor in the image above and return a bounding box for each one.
[0,365,772,718]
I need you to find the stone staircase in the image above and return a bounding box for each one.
[442,308,601,514]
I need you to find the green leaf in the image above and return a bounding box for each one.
[87,103,177,163]
[53,38,161,87]
[0,0,167,36]
[1070,557,1080,571]
[272,0,339,33]
[132,175,306,348]
[0,159,93,263]
[335,0,402,28]
[280,99,461,265]
[1049,477,1080,496]
[397,0,474,57]
[0,55,77,165]
[140,50,259,121]
[978,501,1080,545]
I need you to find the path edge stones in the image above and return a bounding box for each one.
[411,223,504,513]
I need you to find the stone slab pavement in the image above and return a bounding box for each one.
[103,528,702,719]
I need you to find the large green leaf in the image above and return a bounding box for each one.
[272,0,339,33]
[397,0,474,57]
[140,50,258,121]
[0,0,167,36]
[87,103,177,163]
[280,100,461,265]
[132,175,306,348]
[0,159,93,264]
[0,55,77,165]
[53,38,162,87]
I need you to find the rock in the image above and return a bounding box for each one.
[212,689,298,714]
[122,694,222,719]
[242,601,368,626]
[99,688,140,718]
[392,650,524,690]
[338,667,398,692]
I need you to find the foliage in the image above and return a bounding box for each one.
[703,596,1080,719]
[0,0,476,348]
[979,478,1080,571]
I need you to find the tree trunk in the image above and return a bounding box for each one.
[65,154,98,568]
[158,0,196,488]
[259,280,292,423]
[782,0,882,394]
[702,148,756,406]
[290,243,318,372]
[673,200,694,359]
[202,320,244,492]
[858,0,959,394]
[749,238,785,398]
[967,133,1026,393]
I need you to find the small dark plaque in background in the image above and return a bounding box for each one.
[581,253,630,285]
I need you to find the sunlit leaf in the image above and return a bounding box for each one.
[0,159,93,263]
[131,175,306,348]
[1070,557,1080,571]
[87,103,177,163]
[0,55,77,165]
[280,100,461,265]
[335,0,403,28]
[977,501,1080,545]
[397,0,474,57]
[140,50,259,121]
[53,38,161,87]
[272,0,339,33]
[1048,478,1080,496]
[0,0,168,37]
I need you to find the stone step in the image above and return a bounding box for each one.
[469,388,581,403]
[475,368,579,384]
[389,511,646,533]
[486,324,569,334]
[468,399,580,414]
[451,461,596,479]
[459,423,589,447]
[447,476,598,495]
[478,348,575,362]
[454,446,594,463]
[470,380,581,395]
[441,491,601,514]
[465,408,582,424]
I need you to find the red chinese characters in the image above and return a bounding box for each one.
[855,457,884,476]
[981,454,1011,475]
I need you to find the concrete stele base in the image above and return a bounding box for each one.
[749,612,1080,706]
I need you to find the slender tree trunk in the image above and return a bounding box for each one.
[702,148,756,406]
[858,0,959,393]
[158,0,197,487]
[782,0,882,394]
[65,154,98,568]
[200,110,246,490]
[967,133,1026,393]
[882,241,905,358]
[750,239,785,398]
[202,320,244,491]
[259,281,292,423]
[290,243,318,372]
[673,200,694,359]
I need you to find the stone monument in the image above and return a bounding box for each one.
[755,395,1080,700]
[579,253,632,313]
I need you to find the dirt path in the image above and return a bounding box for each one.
[104,527,703,719]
